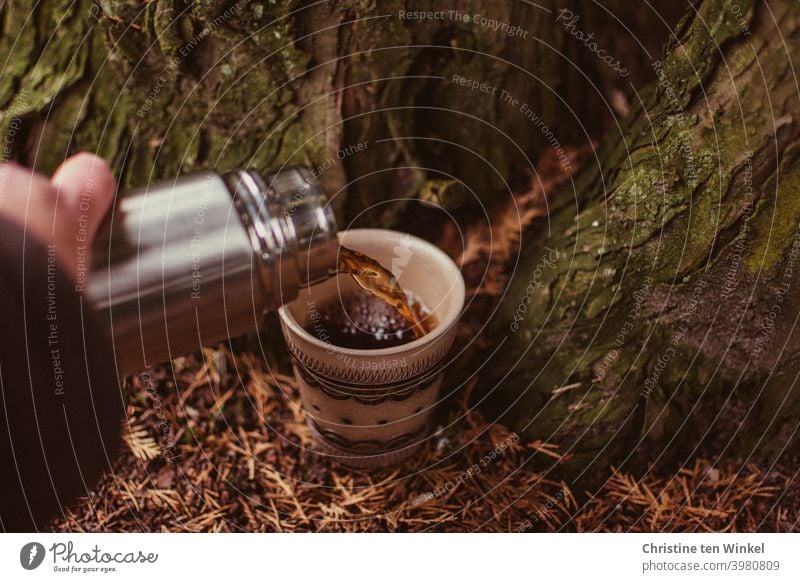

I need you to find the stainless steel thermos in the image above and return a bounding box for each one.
[88,167,339,374]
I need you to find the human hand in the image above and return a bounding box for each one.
[0,153,115,284]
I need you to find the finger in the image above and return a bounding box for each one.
[51,152,115,239]
[0,161,60,241]
[0,161,82,278]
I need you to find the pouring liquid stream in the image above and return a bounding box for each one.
[337,246,428,339]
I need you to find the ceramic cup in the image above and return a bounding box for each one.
[278,229,465,468]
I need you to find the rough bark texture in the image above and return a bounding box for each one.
[7,0,792,476]
[0,0,684,223]
[485,0,800,472]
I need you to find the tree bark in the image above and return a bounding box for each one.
[5,0,791,474]
[484,0,800,472]
[0,0,684,222]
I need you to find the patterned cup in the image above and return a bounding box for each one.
[278,229,465,468]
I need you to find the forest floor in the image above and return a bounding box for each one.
[53,146,800,532]
[52,349,800,532]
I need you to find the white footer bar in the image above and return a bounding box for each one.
[1,533,797,581]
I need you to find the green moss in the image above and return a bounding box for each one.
[745,165,800,274]
[418,178,462,209]
[659,0,756,110]
[482,0,800,471]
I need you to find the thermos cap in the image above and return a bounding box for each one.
[225,166,339,308]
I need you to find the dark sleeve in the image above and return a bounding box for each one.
[0,216,123,532]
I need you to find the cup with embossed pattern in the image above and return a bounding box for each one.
[278,229,465,468]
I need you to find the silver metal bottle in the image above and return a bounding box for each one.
[88,167,338,374]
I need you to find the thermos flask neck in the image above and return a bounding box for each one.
[88,166,339,374]
[224,167,339,304]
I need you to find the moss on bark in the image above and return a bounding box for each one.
[9,0,790,475]
[1,0,684,223]
[484,0,800,472]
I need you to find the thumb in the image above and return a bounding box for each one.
[51,152,116,240]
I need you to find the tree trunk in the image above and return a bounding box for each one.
[1,0,684,222]
[4,0,790,474]
[485,0,800,472]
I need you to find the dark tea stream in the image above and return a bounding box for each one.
[304,246,436,349]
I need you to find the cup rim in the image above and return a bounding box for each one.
[278,228,465,357]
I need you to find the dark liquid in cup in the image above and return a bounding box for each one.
[306,289,436,350]
[304,246,437,349]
